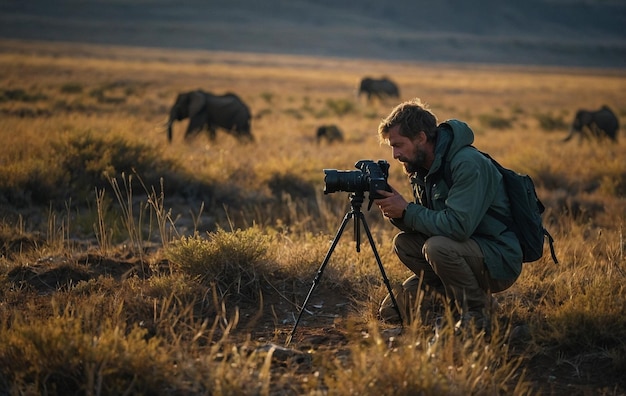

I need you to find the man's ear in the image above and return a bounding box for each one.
[416,130,428,144]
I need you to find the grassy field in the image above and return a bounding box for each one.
[1,38,626,395]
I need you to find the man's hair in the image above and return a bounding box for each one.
[378,98,438,144]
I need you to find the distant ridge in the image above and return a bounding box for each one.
[0,0,624,68]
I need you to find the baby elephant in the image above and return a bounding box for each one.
[563,105,619,143]
[358,76,400,103]
[316,125,344,144]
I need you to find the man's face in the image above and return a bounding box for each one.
[387,125,426,174]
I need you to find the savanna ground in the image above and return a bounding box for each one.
[1,38,625,395]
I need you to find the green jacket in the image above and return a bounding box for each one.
[394,119,523,280]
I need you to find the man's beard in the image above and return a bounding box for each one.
[402,148,426,174]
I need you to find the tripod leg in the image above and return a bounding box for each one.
[285,211,354,347]
[354,210,361,252]
[358,212,404,326]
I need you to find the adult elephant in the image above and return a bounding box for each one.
[357,77,400,102]
[166,90,253,143]
[563,105,619,143]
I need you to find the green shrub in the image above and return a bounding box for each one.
[325,98,355,117]
[60,83,83,94]
[0,88,47,103]
[165,227,270,293]
[260,91,273,103]
[535,112,568,131]
[478,113,513,129]
[0,223,45,259]
[51,131,181,200]
[267,172,316,199]
[0,161,58,206]
[0,311,175,395]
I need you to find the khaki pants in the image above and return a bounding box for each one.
[379,232,517,323]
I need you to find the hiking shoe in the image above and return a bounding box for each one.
[454,310,491,340]
[378,286,407,324]
[378,306,403,324]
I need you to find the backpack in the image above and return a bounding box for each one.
[442,150,558,264]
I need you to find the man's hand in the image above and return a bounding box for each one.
[373,184,409,219]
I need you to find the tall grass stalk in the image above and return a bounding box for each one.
[143,177,179,249]
[46,203,69,251]
[94,188,112,254]
[108,173,144,255]
[189,201,205,235]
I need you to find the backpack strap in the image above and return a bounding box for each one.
[441,148,510,228]
[545,229,558,264]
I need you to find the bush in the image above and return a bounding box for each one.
[60,83,83,94]
[0,160,64,206]
[478,113,513,129]
[52,131,181,200]
[0,311,176,394]
[535,112,568,131]
[0,88,47,103]
[325,98,355,117]
[165,227,270,294]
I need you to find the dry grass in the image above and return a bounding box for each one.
[1,38,625,395]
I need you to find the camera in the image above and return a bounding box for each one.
[323,159,391,199]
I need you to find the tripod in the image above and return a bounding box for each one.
[285,191,403,346]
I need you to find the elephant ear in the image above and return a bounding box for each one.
[188,90,207,116]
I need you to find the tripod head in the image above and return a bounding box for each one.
[348,189,382,213]
[346,192,371,251]
[348,191,365,212]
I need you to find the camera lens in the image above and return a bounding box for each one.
[323,169,363,194]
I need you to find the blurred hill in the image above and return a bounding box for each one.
[0,0,624,68]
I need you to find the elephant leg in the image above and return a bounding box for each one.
[238,119,253,142]
[166,118,175,142]
[185,112,207,140]
[208,127,217,141]
[587,124,604,140]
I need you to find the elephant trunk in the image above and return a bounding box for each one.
[166,117,174,143]
[563,127,577,142]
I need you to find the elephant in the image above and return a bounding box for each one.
[563,105,619,143]
[316,124,344,144]
[357,77,400,102]
[166,90,253,143]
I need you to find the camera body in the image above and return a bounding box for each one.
[323,159,391,199]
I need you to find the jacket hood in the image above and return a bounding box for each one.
[429,119,474,175]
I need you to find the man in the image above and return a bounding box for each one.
[374,98,522,336]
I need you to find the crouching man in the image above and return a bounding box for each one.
[373,98,522,338]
